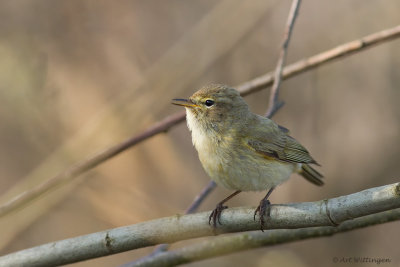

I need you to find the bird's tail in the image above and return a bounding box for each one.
[299,164,324,186]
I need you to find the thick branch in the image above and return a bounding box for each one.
[129,208,400,266]
[0,183,399,267]
[265,0,301,118]
[1,25,399,218]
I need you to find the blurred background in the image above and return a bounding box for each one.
[0,0,399,266]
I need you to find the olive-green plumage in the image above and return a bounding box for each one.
[172,83,323,191]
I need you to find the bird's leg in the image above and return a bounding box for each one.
[254,186,275,231]
[209,190,241,228]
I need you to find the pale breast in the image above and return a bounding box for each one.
[186,109,295,191]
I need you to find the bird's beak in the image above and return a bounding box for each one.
[171,98,199,108]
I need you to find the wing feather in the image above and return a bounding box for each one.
[245,116,318,165]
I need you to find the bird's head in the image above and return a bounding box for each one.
[172,84,249,134]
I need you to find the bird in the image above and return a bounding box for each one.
[172,83,323,230]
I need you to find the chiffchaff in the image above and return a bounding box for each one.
[172,83,323,230]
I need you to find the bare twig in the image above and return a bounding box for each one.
[239,24,400,97]
[136,2,302,264]
[0,183,399,266]
[185,181,217,214]
[1,25,399,218]
[146,180,217,257]
[0,112,185,218]
[128,208,400,266]
[265,0,301,118]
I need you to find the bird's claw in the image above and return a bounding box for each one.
[209,203,228,228]
[254,199,271,232]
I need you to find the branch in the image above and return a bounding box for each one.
[1,25,399,217]
[265,0,301,118]
[128,208,400,266]
[1,183,399,266]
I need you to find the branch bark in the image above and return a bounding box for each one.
[1,183,399,267]
[1,25,399,218]
[128,208,400,266]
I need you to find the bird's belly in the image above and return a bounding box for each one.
[199,148,295,191]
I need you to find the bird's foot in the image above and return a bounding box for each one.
[209,203,228,228]
[254,198,271,232]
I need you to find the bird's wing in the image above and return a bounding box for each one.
[246,116,318,165]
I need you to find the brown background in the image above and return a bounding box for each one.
[0,1,399,266]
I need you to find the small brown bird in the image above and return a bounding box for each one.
[172,84,323,230]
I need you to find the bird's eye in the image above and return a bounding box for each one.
[205,99,215,107]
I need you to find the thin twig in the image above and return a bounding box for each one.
[137,2,302,264]
[239,24,400,97]
[0,112,185,218]
[1,25,399,217]
[184,181,217,214]
[145,180,217,257]
[128,209,400,266]
[265,0,301,118]
[1,183,399,266]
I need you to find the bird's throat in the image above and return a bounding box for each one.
[185,109,218,152]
